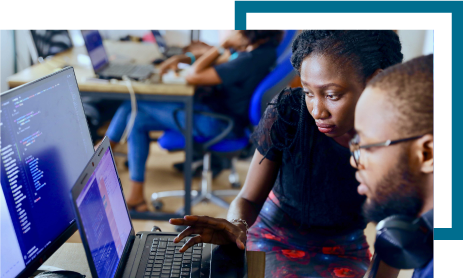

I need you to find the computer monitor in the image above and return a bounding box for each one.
[0,67,94,278]
[81,30,109,72]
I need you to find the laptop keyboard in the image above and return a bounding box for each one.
[102,64,153,79]
[103,64,136,75]
[144,237,203,278]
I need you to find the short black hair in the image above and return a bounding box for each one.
[240,30,284,47]
[291,30,403,81]
[368,54,433,136]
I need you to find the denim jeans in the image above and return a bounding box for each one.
[106,100,230,182]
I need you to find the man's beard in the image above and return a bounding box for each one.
[363,154,424,223]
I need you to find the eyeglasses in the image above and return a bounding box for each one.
[349,134,424,167]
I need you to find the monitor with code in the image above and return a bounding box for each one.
[0,67,94,278]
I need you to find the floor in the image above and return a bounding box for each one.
[66,141,413,278]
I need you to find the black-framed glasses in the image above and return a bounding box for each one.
[349,134,424,167]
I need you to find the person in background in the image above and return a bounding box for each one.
[160,29,246,178]
[169,30,403,277]
[351,54,433,278]
[105,30,283,212]
[155,30,234,70]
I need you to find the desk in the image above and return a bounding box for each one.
[7,41,195,220]
[43,243,266,278]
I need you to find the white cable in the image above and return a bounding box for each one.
[120,75,137,144]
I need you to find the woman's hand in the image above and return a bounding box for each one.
[169,215,247,252]
[183,41,213,57]
[159,56,182,76]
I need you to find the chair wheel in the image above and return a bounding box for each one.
[152,200,164,211]
[124,160,129,169]
[231,182,241,188]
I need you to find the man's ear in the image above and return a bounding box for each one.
[366,68,383,84]
[415,134,433,174]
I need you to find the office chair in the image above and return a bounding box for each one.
[29,30,73,62]
[276,30,297,61]
[152,50,297,211]
[236,29,297,160]
[168,30,298,171]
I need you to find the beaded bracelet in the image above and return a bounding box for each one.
[231,218,249,234]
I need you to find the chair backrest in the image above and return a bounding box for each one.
[30,30,73,60]
[248,30,298,126]
[158,32,298,152]
[276,30,297,58]
[249,50,297,126]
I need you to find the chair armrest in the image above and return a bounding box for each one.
[172,108,234,150]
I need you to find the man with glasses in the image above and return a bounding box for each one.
[350,54,433,278]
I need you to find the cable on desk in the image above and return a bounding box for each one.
[151,226,162,232]
[120,75,138,144]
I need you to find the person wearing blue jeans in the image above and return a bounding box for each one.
[106,30,282,212]
[106,101,230,181]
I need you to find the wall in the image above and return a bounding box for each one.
[422,30,434,55]
[14,30,33,71]
[1,30,14,93]
[98,30,223,47]
[397,30,433,62]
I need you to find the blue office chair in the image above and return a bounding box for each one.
[276,30,297,61]
[152,50,297,210]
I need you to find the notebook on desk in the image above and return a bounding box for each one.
[70,137,247,278]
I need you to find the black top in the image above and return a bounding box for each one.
[251,87,367,233]
[197,42,277,131]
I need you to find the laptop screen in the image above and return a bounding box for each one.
[76,148,131,278]
[81,30,109,71]
[151,30,167,54]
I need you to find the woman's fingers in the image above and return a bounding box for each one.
[172,215,245,235]
[159,57,179,76]
[159,66,168,76]
[169,218,185,225]
[170,215,247,250]
[174,226,204,243]
[169,217,212,228]
[183,216,235,233]
[180,235,203,253]
[171,215,221,229]
[235,238,245,250]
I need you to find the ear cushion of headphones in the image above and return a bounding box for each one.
[375,215,433,270]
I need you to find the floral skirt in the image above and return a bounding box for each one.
[246,191,371,278]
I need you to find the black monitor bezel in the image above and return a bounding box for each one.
[1,67,94,278]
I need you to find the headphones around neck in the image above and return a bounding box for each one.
[374,209,433,270]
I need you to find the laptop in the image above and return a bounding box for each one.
[151,31,184,58]
[70,137,247,278]
[81,30,154,80]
